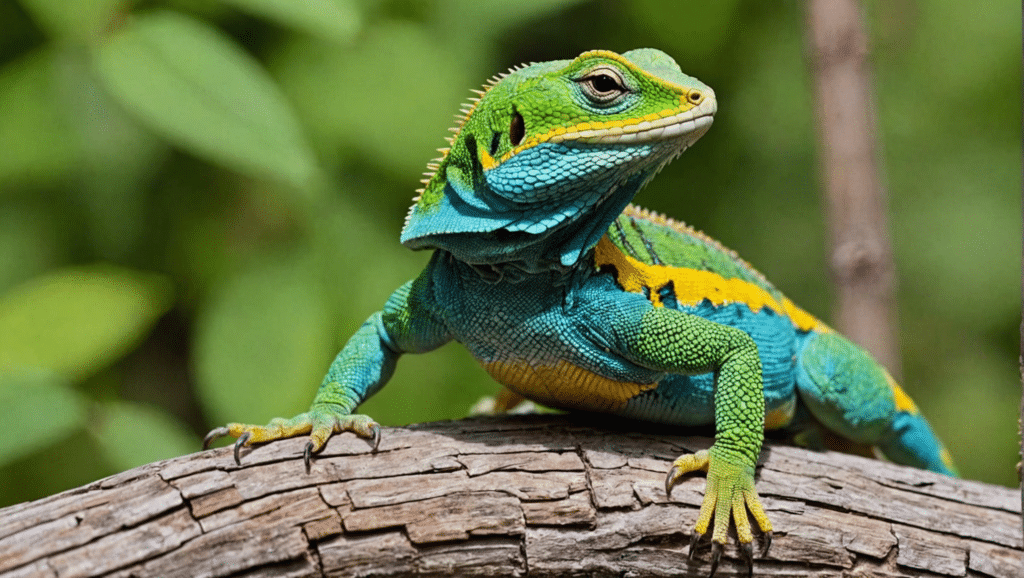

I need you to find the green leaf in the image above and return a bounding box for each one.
[91,401,198,470]
[0,266,173,381]
[0,49,81,188]
[18,0,126,41]
[194,257,334,426]
[92,10,318,189]
[0,205,65,294]
[0,372,88,466]
[219,0,361,42]
[273,22,472,178]
[435,0,589,39]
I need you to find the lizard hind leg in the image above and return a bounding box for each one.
[794,331,957,476]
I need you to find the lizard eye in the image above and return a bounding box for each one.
[578,68,628,106]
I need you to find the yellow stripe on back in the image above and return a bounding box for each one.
[594,236,828,333]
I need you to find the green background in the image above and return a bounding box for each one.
[0,0,1019,507]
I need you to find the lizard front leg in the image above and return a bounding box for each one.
[204,275,451,470]
[607,304,773,576]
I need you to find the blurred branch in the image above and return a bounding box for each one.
[0,416,1020,577]
[1019,9,1024,543]
[806,0,900,374]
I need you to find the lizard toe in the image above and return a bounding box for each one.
[672,446,772,576]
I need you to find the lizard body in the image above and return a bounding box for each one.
[206,48,956,576]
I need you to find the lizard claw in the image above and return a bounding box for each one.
[369,422,382,452]
[739,540,754,577]
[304,440,314,474]
[233,431,251,466]
[687,531,701,560]
[202,426,229,450]
[708,541,723,578]
[762,530,773,557]
[665,464,684,497]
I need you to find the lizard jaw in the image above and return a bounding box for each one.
[575,112,714,146]
[548,98,717,147]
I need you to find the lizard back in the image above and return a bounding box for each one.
[595,204,826,335]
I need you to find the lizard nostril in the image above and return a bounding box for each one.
[687,90,704,105]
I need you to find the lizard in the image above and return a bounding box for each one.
[204,48,957,576]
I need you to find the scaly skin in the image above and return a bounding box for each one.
[206,49,956,576]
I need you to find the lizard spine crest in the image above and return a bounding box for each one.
[404,60,536,228]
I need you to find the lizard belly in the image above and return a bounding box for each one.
[483,357,658,414]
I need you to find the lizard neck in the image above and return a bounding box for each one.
[405,167,649,275]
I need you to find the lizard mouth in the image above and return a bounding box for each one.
[549,99,717,146]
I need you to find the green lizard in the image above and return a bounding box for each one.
[205,48,956,576]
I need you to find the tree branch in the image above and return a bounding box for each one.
[0,416,1019,577]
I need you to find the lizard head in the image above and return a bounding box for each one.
[400,48,716,272]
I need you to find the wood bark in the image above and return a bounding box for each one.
[0,415,1019,577]
[806,0,900,375]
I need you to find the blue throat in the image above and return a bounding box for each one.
[406,172,646,276]
[401,141,660,275]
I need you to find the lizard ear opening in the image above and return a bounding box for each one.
[489,131,501,156]
[510,109,525,147]
[464,133,479,168]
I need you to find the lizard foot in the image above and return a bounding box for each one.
[203,407,380,472]
[470,388,540,416]
[666,448,772,577]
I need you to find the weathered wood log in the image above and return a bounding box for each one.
[0,415,1019,577]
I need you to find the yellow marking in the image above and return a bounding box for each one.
[487,49,706,167]
[885,372,920,414]
[478,147,498,170]
[764,397,796,430]
[782,299,831,333]
[594,236,829,332]
[483,358,657,413]
[940,448,957,473]
[493,103,696,166]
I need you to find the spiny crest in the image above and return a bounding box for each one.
[416,60,537,197]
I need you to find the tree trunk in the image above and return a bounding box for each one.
[806,0,901,375]
[0,415,1019,577]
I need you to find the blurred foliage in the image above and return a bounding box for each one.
[0,0,1018,506]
